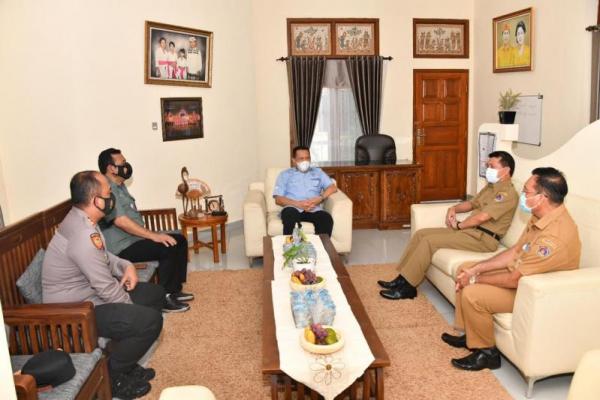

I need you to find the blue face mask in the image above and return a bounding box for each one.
[519,192,540,214]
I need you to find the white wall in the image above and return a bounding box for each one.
[471,0,597,190]
[0,0,259,224]
[251,0,476,189]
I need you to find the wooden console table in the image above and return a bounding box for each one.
[262,235,390,399]
[317,161,422,229]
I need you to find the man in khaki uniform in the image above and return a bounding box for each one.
[379,151,519,300]
[442,167,581,371]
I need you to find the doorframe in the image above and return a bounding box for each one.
[412,68,470,200]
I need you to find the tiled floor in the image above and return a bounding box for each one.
[184,223,572,400]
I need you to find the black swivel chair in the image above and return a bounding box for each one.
[355,134,397,165]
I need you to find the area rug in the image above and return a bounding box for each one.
[143,265,511,399]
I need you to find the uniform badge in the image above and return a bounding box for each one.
[495,192,507,202]
[522,242,531,252]
[537,246,551,257]
[90,233,104,250]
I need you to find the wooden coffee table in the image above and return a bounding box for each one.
[262,235,390,399]
[179,213,228,263]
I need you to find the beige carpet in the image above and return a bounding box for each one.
[143,265,511,399]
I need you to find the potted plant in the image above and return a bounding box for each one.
[498,89,521,124]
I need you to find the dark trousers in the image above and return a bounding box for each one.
[281,207,334,236]
[118,233,188,294]
[95,282,165,374]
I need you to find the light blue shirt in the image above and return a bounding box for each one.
[273,167,333,212]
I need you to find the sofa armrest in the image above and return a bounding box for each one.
[410,201,462,236]
[243,189,267,257]
[568,349,600,400]
[510,268,600,375]
[249,182,264,192]
[323,190,353,253]
[14,373,37,400]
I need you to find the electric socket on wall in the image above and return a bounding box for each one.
[152,122,158,130]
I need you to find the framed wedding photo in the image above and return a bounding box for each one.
[493,8,533,73]
[160,97,203,142]
[413,18,469,58]
[145,21,213,88]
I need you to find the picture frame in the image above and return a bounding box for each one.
[493,8,533,73]
[160,97,203,142]
[145,21,213,88]
[287,18,379,58]
[204,195,225,214]
[413,18,469,58]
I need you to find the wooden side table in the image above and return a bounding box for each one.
[178,213,228,263]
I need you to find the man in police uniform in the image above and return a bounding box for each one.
[273,145,338,236]
[378,151,519,300]
[444,167,581,370]
[98,148,191,313]
[42,171,163,399]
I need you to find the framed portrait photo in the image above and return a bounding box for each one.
[160,97,203,142]
[493,8,533,73]
[413,19,469,58]
[145,21,213,87]
[287,19,333,56]
[335,19,379,56]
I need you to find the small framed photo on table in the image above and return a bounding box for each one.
[160,97,203,142]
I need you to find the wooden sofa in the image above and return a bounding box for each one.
[1,200,178,400]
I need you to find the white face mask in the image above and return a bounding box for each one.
[485,167,501,184]
[296,160,310,173]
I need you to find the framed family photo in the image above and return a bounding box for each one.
[493,8,533,73]
[413,18,469,58]
[160,97,203,142]
[145,21,213,88]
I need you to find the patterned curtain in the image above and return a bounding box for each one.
[345,56,383,136]
[287,56,327,147]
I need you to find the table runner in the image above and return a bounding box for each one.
[270,235,375,400]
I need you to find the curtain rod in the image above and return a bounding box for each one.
[276,56,393,61]
[586,25,600,31]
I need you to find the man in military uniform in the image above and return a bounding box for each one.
[42,171,164,399]
[378,151,519,300]
[273,145,338,236]
[443,167,581,370]
[98,148,191,313]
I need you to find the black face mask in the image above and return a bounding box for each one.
[112,162,133,180]
[94,193,116,215]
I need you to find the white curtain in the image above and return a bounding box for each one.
[310,60,362,162]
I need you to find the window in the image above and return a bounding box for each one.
[310,61,362,163]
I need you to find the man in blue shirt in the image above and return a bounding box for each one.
[273,146,338,236]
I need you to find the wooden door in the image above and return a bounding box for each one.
[413,70,468,201]
[380,168,420,228]
[338,171,379,228]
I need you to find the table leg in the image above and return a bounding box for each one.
[182,224,190,262]
[211,225,219,263]
[270,375,278,399]
[220,222,227,254]
[193,228,199,254]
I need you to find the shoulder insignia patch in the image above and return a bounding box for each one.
[90,233,104,250]
[495,192,507,202]
[537,245,551,257]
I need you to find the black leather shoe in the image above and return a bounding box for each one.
[451,348,501,371]
[441,333,467,349]
[379,284,417,300]
[128,364,155,381]
[111,372,152,399]
[172,291,194,302]
[162,294,190,313]
[377,274,407,289]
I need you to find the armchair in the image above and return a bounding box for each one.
[243,168,352,261]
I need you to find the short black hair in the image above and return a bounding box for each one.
[98,148,121,174]
[70,171,101,207]
[292,145,310,158]
[532,167,568,204]
[516,21,527,36]
[488,150,516,176]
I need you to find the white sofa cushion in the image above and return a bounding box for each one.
[265,167,285,213]
[431,248,505,278]
[493,313,512,331]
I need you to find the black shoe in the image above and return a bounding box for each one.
[162,294,190,313]
[172,291,194,302]
[379,284,417,300]
[441,333,467,349]
[451,348,501,371]
[111,372,152,399]
[127,364,155,381]
[377,274,408,289]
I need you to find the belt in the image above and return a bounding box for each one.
[475,226,501,241]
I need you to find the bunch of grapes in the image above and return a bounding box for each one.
[292,268,318,285]
[311,323,328,344]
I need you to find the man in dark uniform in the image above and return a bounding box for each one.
[42,171,163,399]
[97,148,191,313]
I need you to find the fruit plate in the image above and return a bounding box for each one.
[300,326,344,354]
[289,277,326,292]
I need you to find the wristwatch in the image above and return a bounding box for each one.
[469,274,478,285]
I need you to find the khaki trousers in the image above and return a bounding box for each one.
[398,228,498,287]
[454,262,516,349]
